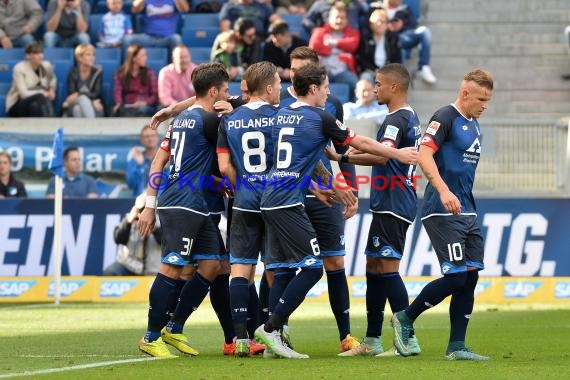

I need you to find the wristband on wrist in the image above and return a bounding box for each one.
[340,153,349,163]
[145,195,157,209]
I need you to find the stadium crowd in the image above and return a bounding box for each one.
[0,0,436,117]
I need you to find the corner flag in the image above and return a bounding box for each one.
[48,128,64,178]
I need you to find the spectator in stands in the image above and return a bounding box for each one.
[302,0,367,34]
[0,152,27,198]
[6,42,56,117]
[357,8,401,81]
[263,20,307,81]
[63,43,104,117]
[343,78,388,121]
[124,0,188,51]
[309,2,360,101]
[382,0,436,84]
[158,44,197,107]
[219,0,276,37]
[275,0,315,15]
[104,194,162,276]
[126,125,159,196]
[46,146,99,198]
[113,44,158,117]
[44,0,91,48]
[234,18,261,73]
[97,0,133,48]
[0,0,42,48]
[211,30,243,81]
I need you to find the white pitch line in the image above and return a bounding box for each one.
[0,357,161,379]
[17,354,140,358]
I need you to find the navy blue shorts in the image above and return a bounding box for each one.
[158,209,227,266]
[229,210,264,265]
[422,215,485,275]
[261,205,323,270]
[365,213,411,259]
[305,196,345,256]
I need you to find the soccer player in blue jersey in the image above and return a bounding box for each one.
[391,69,494,361]
[217,61,281,357]
[254,63,418,358]
[278,46,361,353]
[332,63,422,357]
[136,63,232,358]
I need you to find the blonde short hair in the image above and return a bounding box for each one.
[74,43,96,61]
[464,69,494,90]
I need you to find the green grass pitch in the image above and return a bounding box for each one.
[0,302,569,379]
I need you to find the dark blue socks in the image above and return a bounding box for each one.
[210,273,235,344]
[326,269,351,340]
[169,272,211,332]
[449,270,478,343]
[365,272,385,338]
[406,272,467,321]
[146,273,177,342]
[258,271,270,325]
[229,276,250,339]
[247,283,260,339]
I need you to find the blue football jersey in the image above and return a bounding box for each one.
[420,104,482,218]
[158,105,220,215]
[217,101,279,211]
[260,102,355,209]
[279,86,344,174]
[370,106,421,223]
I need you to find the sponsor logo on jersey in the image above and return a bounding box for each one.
[383,125,399,141]
[466,138,481,153]
[339,234,345,246]
[0,280,37,297]
[307,280,328,298]
[336,119,347,130]
[441,263,452,274]
[99,280,139,298]
[372,236,380,248]
[380,248,392,257]
[554,282,570,299]
[421,135,433,144]
[426,121,441,135]
[504,281,542,298]
[48,280,87,297]
[351,281,367,297]
[462,125,468,131]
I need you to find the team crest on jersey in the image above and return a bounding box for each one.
[372,236,380,248]
[466,138,481,153]
[336,119,347,130]
[160,140,169,149]
[426,121,441,135]
[421,135,432,144]
[384,125,399,141]
[462,125,468,131]
[339,235,345,246]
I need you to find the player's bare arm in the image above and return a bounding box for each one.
[418,145,461,215]
[138,148,169,236]
[348,135,418,165]
[150,97,197,129]
[217,152,237,187]
[325,146,388,166]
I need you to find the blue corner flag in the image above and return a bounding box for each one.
[48,128,64,178]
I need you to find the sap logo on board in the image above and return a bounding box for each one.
[306,280,328,298]
[0,281,37,297]
[474,281,492,297]
[351,281,367,298]
[99,280,139,297]
[48,280,87,297]
[554,282,570,299]
[503,281,542,298]
[405,281,429,298]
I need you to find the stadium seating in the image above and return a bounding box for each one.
[0,49,24,83]
[89,14,103,45]
[145,47,168,74]
[182,27,218,48]
[182,13,220,28]
[0,82,10,117]
[329,82,350,104]
[228,81,242,96]
[189,47,212,64]
[43,47,74,62]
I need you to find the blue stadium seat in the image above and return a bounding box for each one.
[191,0,227,13]
[101,82,114,112]
[96,47,122,61]
[189,47,212,64]
[0,48,25,61]
[89,14,103,45]
[281,14,303,29]
[0,82,10,95]
[329,82,350,104]
[144,47,168,73]
[98,61,120,85]
[44,47,74,62]
[182,27,218,48]
[182,13,220,28]
[0,95,6,117]
[0,61,19,83]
